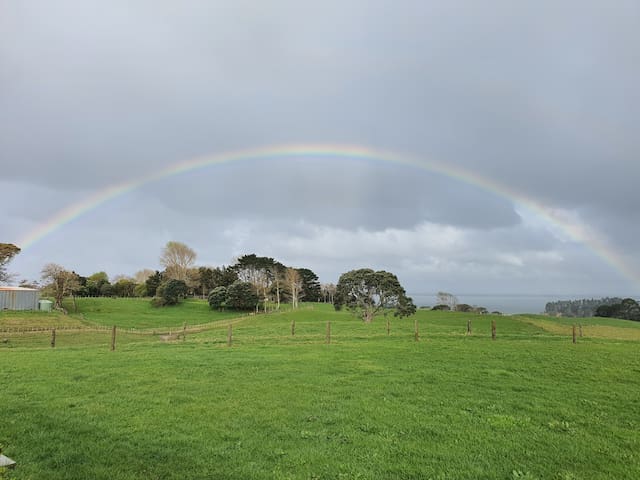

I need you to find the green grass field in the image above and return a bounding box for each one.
[1,300,639,479]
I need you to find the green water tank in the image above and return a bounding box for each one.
[39,299,53,312]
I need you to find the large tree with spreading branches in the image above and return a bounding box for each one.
[334,268,416,323]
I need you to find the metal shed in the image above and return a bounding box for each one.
[0,286,40,311]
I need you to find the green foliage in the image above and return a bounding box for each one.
[144,271,163,297]
[0,242,21,283]
[99,282,114,297]
[297,267,322,301]
[133,282,147,298]
[84,271,111,296]
[335,268,416,322]
[211,265,238,288]
[152,279,188,307]
[432,304,451,311]
[208,286,227,310]
[112,279,136,297]
[162,279,187,306]
[225,281,258,310]
[595,298,640,321]
[150,295,166,308]
[546,297,624,317]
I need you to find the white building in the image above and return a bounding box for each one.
[0,286,40,310]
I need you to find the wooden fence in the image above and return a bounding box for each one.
[0,316,588,351]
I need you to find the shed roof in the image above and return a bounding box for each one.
[0,286,38,291]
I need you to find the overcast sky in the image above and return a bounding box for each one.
[2,1,639,307]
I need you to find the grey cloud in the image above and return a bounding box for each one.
[139,158,522,231]
[2,0,640,294]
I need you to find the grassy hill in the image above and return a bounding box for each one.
[1,299,639,479]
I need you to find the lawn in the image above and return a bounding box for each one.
[64,297,249,329]
[1,301,639,479]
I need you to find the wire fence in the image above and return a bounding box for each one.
[0,313,597,351]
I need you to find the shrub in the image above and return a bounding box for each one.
[208,286,227,310]
[432,304,451,311]
[225,282,258,310]
[151,279,187,307]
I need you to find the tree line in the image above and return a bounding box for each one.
[545,298,625,318]
[2,240,417,322]
[594,298,640,321]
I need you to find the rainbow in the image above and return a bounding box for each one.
[16,143,640,288]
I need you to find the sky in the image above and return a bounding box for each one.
[2,0,640,308]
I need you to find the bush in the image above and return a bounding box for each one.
[151,279,187,307]
[163,279,188,305]
[150,296,166,308]
[595,298,640,321]
[432,304,451,311]
[225,282,258,310]
[208,286,227,310]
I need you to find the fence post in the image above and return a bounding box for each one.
[491,320,496,340]
[579,324,583,338]
[387,318,390,336]
[111,325,116,351]
[467,319,472,335]
[227,324,233,347]
[291,319,295,336]
[326,321,331,344]
[572,324,576,344]
[51,328,56,348]
[414,319,419,342]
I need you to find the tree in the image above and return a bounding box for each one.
[134,282,148,297]
[112,278,136,297]
[133,269,155,284]
[297,268,321,302]
[19,279,40,289]
[198,267,216,298]
[100,282,114,297]
[185,267,201,296]
[321,283,336,303]
[437,291,458,310]
[431,304,451,311]
[232,254,277,312]
[211,266,239,288]
[152,279,188,307]
[160,241,196,282]
[596,298,640,321]
[225,281,259,311]
[334,268,416,323]
[145,271,163,297]
[285,268,303,309]
[595,304,614,318]
[0,243,21,284]
[41,263,81,309]
[86,271,110,296]
[208,286,227,310]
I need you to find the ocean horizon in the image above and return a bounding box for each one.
[407,293,640,315]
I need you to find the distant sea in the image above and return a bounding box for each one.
[407,293,638,315]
